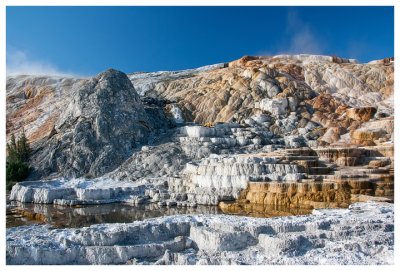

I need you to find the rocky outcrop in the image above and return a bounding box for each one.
[351,129,386,146]
[6,55,395,266]
[127,63,227,96]
[6,54,394,182]
[6,55,394,212]
[218,146,393,212]
[123,54,393,148]
[9,177,159,205]
[221,181,351,210]
[6,202,394,265]
[180,153,304,203]
[346,107,377,121]
[6,75,83,143]
[9,142,393,210]
[7,69,170,179]
[141,56,317,128]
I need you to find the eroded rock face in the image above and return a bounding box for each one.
[6,55,394,210]
[123,54,393,148]
[218,147,393,212]
[6,75,84,143]
[6,202,394,265]
[6,56,395,266]
[346,107,377,121]
[7,69,169,179]
[179,154,303,205]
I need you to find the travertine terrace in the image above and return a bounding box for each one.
[6,54,394,264]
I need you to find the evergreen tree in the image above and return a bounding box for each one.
[16,129,30,162]
[6,130,30,190]
[6,134,18,162]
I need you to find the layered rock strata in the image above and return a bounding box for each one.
[9,177,167,206]
[9,142,393,210]
[219,146,393,212]
[6,202,394,265]
[7,69,169,179]
[6,55,394,213]
[7,54,394,156]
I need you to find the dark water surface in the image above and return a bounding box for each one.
[7,197,311,229]
[6,201,223,228]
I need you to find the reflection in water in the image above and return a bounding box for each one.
[7,200,313,229]
[6,201,222,228]
[219,201,312,218]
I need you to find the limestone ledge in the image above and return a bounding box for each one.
[168,153,308,206]
[6,202,394,265]
[9,178,163,205]
[7,55,394,182]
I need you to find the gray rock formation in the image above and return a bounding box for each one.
[27,69,169,179]
[5,55,395,266]
[6,54,394,182]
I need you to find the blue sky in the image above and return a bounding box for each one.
[6,6,394,76]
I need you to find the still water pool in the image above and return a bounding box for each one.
[7,197,312,228]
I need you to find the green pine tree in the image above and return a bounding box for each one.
[16,129,30,162]
[6,130,31,190]
[6,134,18,162]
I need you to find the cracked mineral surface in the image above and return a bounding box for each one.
[6,54,394,265]
[6,202,394,265]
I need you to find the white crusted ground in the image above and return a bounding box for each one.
[128,63,226,96]
[6,202,394,265]
[9,177,166,206]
